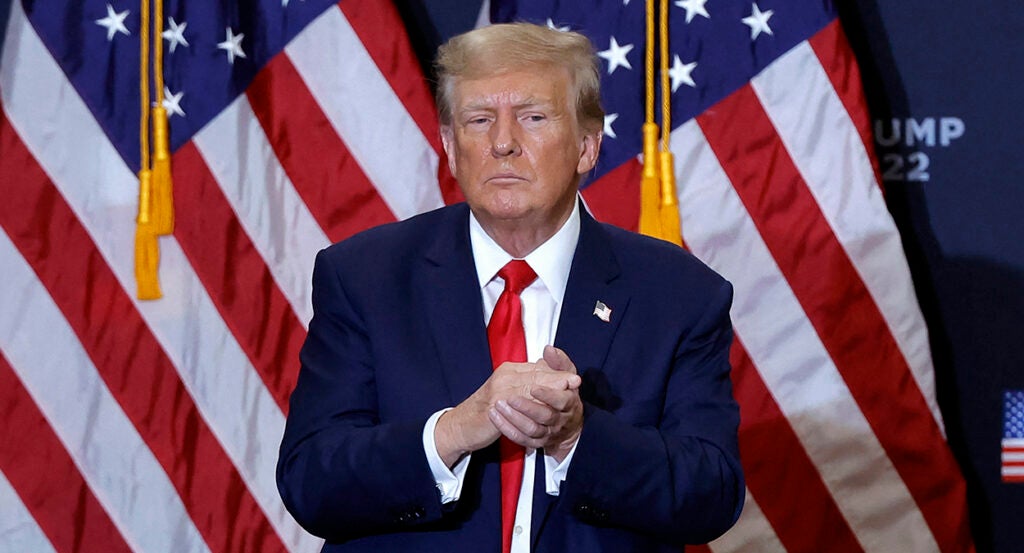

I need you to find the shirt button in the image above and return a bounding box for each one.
[514,525,523,535]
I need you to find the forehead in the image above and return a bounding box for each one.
[452,66,573,109]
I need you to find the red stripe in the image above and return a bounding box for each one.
[581,158,642,232]
[808,21,884,192]
[0,353,133,553]
[172,142,304,413]
[248,54,398,243]
[730,340,864,553]
[338,0,463,205]
[697,85,972,552]
[0,112,286,553]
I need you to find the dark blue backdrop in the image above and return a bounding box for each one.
[1,1,1019,551]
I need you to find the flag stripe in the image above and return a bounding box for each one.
[0,353,134,553]
[0,116,285,553]
[170,142,306,412]
[1,7,319,549]
[696,85,969,551]
[286,5,445,220]
[707,490,788,553]
[0,196,209,553]
[247,53,399,243]
[338,0,463,205]
[580,158,643,231]
[673,118,937,551]
[752,38,943,430]
[805,20,882,187]
[192,96,326,327]
[0,470,59,553]
[729,341,864,553]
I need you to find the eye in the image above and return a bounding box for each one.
[524,114,546,122]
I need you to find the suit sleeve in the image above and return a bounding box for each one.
[558,278,744,544]
[276,249,446,542]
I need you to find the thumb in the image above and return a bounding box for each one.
[543,345,576,374]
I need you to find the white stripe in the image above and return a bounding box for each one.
[0,6,320,552]
[672,119,940,552]
[1001,466,1024,476]
[751,41,943,429]
[192,95,330,327]
[1002,452,1024,462]
[285,5,445,220]
[0,231,208,553]
[0,471,58,553]
[707,490,786,553]
[1002,438,1024,448]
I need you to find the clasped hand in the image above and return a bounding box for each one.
[435,346,584,467]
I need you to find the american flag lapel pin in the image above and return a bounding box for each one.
[593,300,612,323]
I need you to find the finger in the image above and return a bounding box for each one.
[542,345,577,374]
[529,370,581,391]
[496,400,550,439]
[507,395,559,425]
[489,405,545,448]
[531,386,577,412]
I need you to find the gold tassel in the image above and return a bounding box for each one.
[151,105,174,235]
[135,170,162,299]
[638,122,662,238]
[656,0,681,246]
[658,151,681,246]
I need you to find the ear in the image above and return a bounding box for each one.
[440,125,457,175]
[576,130,602,174]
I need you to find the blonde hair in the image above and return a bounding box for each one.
[435,23,604,133]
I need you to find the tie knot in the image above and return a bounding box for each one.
[497,260,537,295]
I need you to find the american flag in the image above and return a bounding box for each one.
[1003,390,1024,483]
[491,1,973,551]
[0,0,973,553]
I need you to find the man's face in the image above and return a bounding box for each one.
[441,66,601,242]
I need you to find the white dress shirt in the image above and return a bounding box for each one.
[421,202,582,553]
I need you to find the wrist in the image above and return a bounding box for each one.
[434,410,469,468]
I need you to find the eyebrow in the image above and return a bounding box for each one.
[459,95,553,113]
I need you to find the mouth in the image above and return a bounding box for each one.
[486,173,527,185]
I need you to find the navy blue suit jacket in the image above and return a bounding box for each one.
[277,203,743,552]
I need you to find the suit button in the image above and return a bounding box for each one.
[574,504,592,517]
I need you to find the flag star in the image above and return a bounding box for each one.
[675,0,710,23]
[162,87,185,118]
[598,37,634,75]
[162,18,189,54]
[95,4,130,42]
[546,18,570,32]
[668,55,697,92]
[217,27,247,65]
[742,3,775,40]
[604,113,619,139]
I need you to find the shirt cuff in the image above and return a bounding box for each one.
[543,438,579,496]
[422,408,470,503]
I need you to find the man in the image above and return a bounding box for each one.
[277,22,743,553]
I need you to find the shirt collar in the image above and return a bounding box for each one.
[469,200,580,304]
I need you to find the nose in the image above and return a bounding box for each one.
[490,115,521,157]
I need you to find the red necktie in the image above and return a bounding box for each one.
[487,260,537,553]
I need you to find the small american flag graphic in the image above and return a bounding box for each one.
[1003,390,1024,483]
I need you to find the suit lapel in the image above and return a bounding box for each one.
[553,208,630,376]
[420,205,494,405]
[532,208,630,547]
